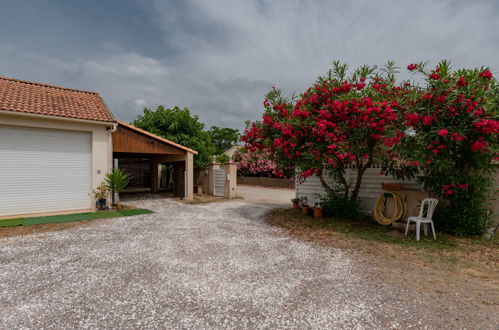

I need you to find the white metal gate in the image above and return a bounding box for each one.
[213,169,225,196]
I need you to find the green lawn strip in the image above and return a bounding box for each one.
[24,212,94,225]
[0,218,24,227]
[0,209,154,227]
[119,208,154,216]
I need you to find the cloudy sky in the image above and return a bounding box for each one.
[1,0,498,130]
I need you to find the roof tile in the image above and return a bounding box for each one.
[0,76,114,122]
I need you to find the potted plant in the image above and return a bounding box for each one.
[300,196,309,215]
[91,182,109,210]
[313,201,323,218]
[291,197,300,209]
[105,168,132,210]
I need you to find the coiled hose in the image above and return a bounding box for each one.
[373,191,406,225]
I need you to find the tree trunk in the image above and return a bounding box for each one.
[350,165,367,201]
[318,169,334,194]
[350,149,373,201]
[318,167,349,199]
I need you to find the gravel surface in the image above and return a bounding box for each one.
[0,197,496,329]
[237,185,295,205]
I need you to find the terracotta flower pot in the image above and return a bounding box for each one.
[302,205,309,215]
[291,199,300,209]
[313,207,323,218]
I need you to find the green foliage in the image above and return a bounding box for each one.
[105,168,132,194]
[91,181,108,200]
[132,106,216,168]
[434,203,489,237]
[320,191,366,221]
[209,126,241,155]
[215,154,230,164]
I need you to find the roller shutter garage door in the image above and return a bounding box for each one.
[0,125,92,217]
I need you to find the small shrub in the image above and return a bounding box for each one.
[321,192,366,221]
[434,199,489,236]
[105,168,132,210]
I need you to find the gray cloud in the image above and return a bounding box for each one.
[1,0,498,130]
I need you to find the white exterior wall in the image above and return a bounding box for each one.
[0,111,114,217]
[296,167,423,211]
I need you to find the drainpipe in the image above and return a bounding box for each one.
[106,122,118,207]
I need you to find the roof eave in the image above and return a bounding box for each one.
[116,120,198,155]
[0,109,116,126]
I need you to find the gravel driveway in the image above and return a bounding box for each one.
[0,198,496,329]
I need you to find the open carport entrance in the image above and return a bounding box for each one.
[112,121,197,200]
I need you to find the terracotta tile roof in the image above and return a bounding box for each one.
[0,76,114,122]
[117,120,198,154]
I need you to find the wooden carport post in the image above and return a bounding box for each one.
[184,152,194,201]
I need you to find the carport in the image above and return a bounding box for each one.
[112,120,197,200]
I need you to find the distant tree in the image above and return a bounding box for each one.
[208,126,241,155]
[132,106,216,168]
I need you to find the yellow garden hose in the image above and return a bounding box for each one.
[373,191,406,225]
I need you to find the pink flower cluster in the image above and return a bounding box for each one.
[235,150,284,178]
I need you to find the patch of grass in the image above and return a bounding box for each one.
[270,208,460,251]
[119,208,154,216]
[267,208,499,309]
[0,218,24,227]
[0,208,153,228]
[24,213,94,225]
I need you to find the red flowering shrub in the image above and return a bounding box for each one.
[243,61,410,201]
[384,60,498,235]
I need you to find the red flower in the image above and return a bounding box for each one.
[429,73,440,80]
[478,69,493,79]
[407,64,417,71]
[262,115,273,125]
[473,119,499,134]
[437,129,449,137]
[456,76,468,87]
[422,115,434,126]
[470,140,487,152]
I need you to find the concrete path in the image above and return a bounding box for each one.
[237,184,295,205]
[0,198,494,329]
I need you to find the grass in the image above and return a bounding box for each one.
[267,208,498,272]
[269,208,496,250]
[0,209,154,228]
[266,208,499,307]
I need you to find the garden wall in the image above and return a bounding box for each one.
[238,176,295,189]
[194,168,209,194]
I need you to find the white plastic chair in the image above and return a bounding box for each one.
[405,198,438,241]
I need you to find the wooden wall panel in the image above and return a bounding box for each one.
[113,126,184,155]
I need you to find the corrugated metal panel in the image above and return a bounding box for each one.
[296,168,422,211]
[0,125,92,217]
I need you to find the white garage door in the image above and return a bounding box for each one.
[0,125,92,217]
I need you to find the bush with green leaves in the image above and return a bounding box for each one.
[320,190,366,221]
